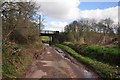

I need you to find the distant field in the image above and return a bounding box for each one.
[41,36,51,41]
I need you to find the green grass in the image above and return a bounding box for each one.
[2,43,33,78]
[2,40,44,78]
[55,44,120,78]
[41,36,51,41]
[2,44,21,78]
[64,43,120,66]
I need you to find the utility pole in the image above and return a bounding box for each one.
[38,15,41,36]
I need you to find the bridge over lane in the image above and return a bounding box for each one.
[40,30,59,43]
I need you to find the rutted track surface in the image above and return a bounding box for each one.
[25,44,98,78]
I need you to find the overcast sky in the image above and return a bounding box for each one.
[35,0,119,31]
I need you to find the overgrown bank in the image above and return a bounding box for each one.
[2,41,43,78]
[55,44,120,78]
[1,1,44,78]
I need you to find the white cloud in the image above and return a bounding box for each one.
[79,6,119,24]
[45,21,68,31]
[36,1,119,31]
[37,0,118,24]
[38,0,80,20]
[49,21,68,28]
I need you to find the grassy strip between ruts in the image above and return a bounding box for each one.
[55,44,120,78]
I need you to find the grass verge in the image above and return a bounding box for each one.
[64,42,120,66]
[55,44,120,78]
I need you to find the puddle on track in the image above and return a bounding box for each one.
[53,46,98,78]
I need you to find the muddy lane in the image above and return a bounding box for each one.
[25,44,98,78]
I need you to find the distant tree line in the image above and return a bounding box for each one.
[60,18,119,46]
[118,23,120,48]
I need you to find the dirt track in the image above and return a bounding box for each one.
[25,44,98,78]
